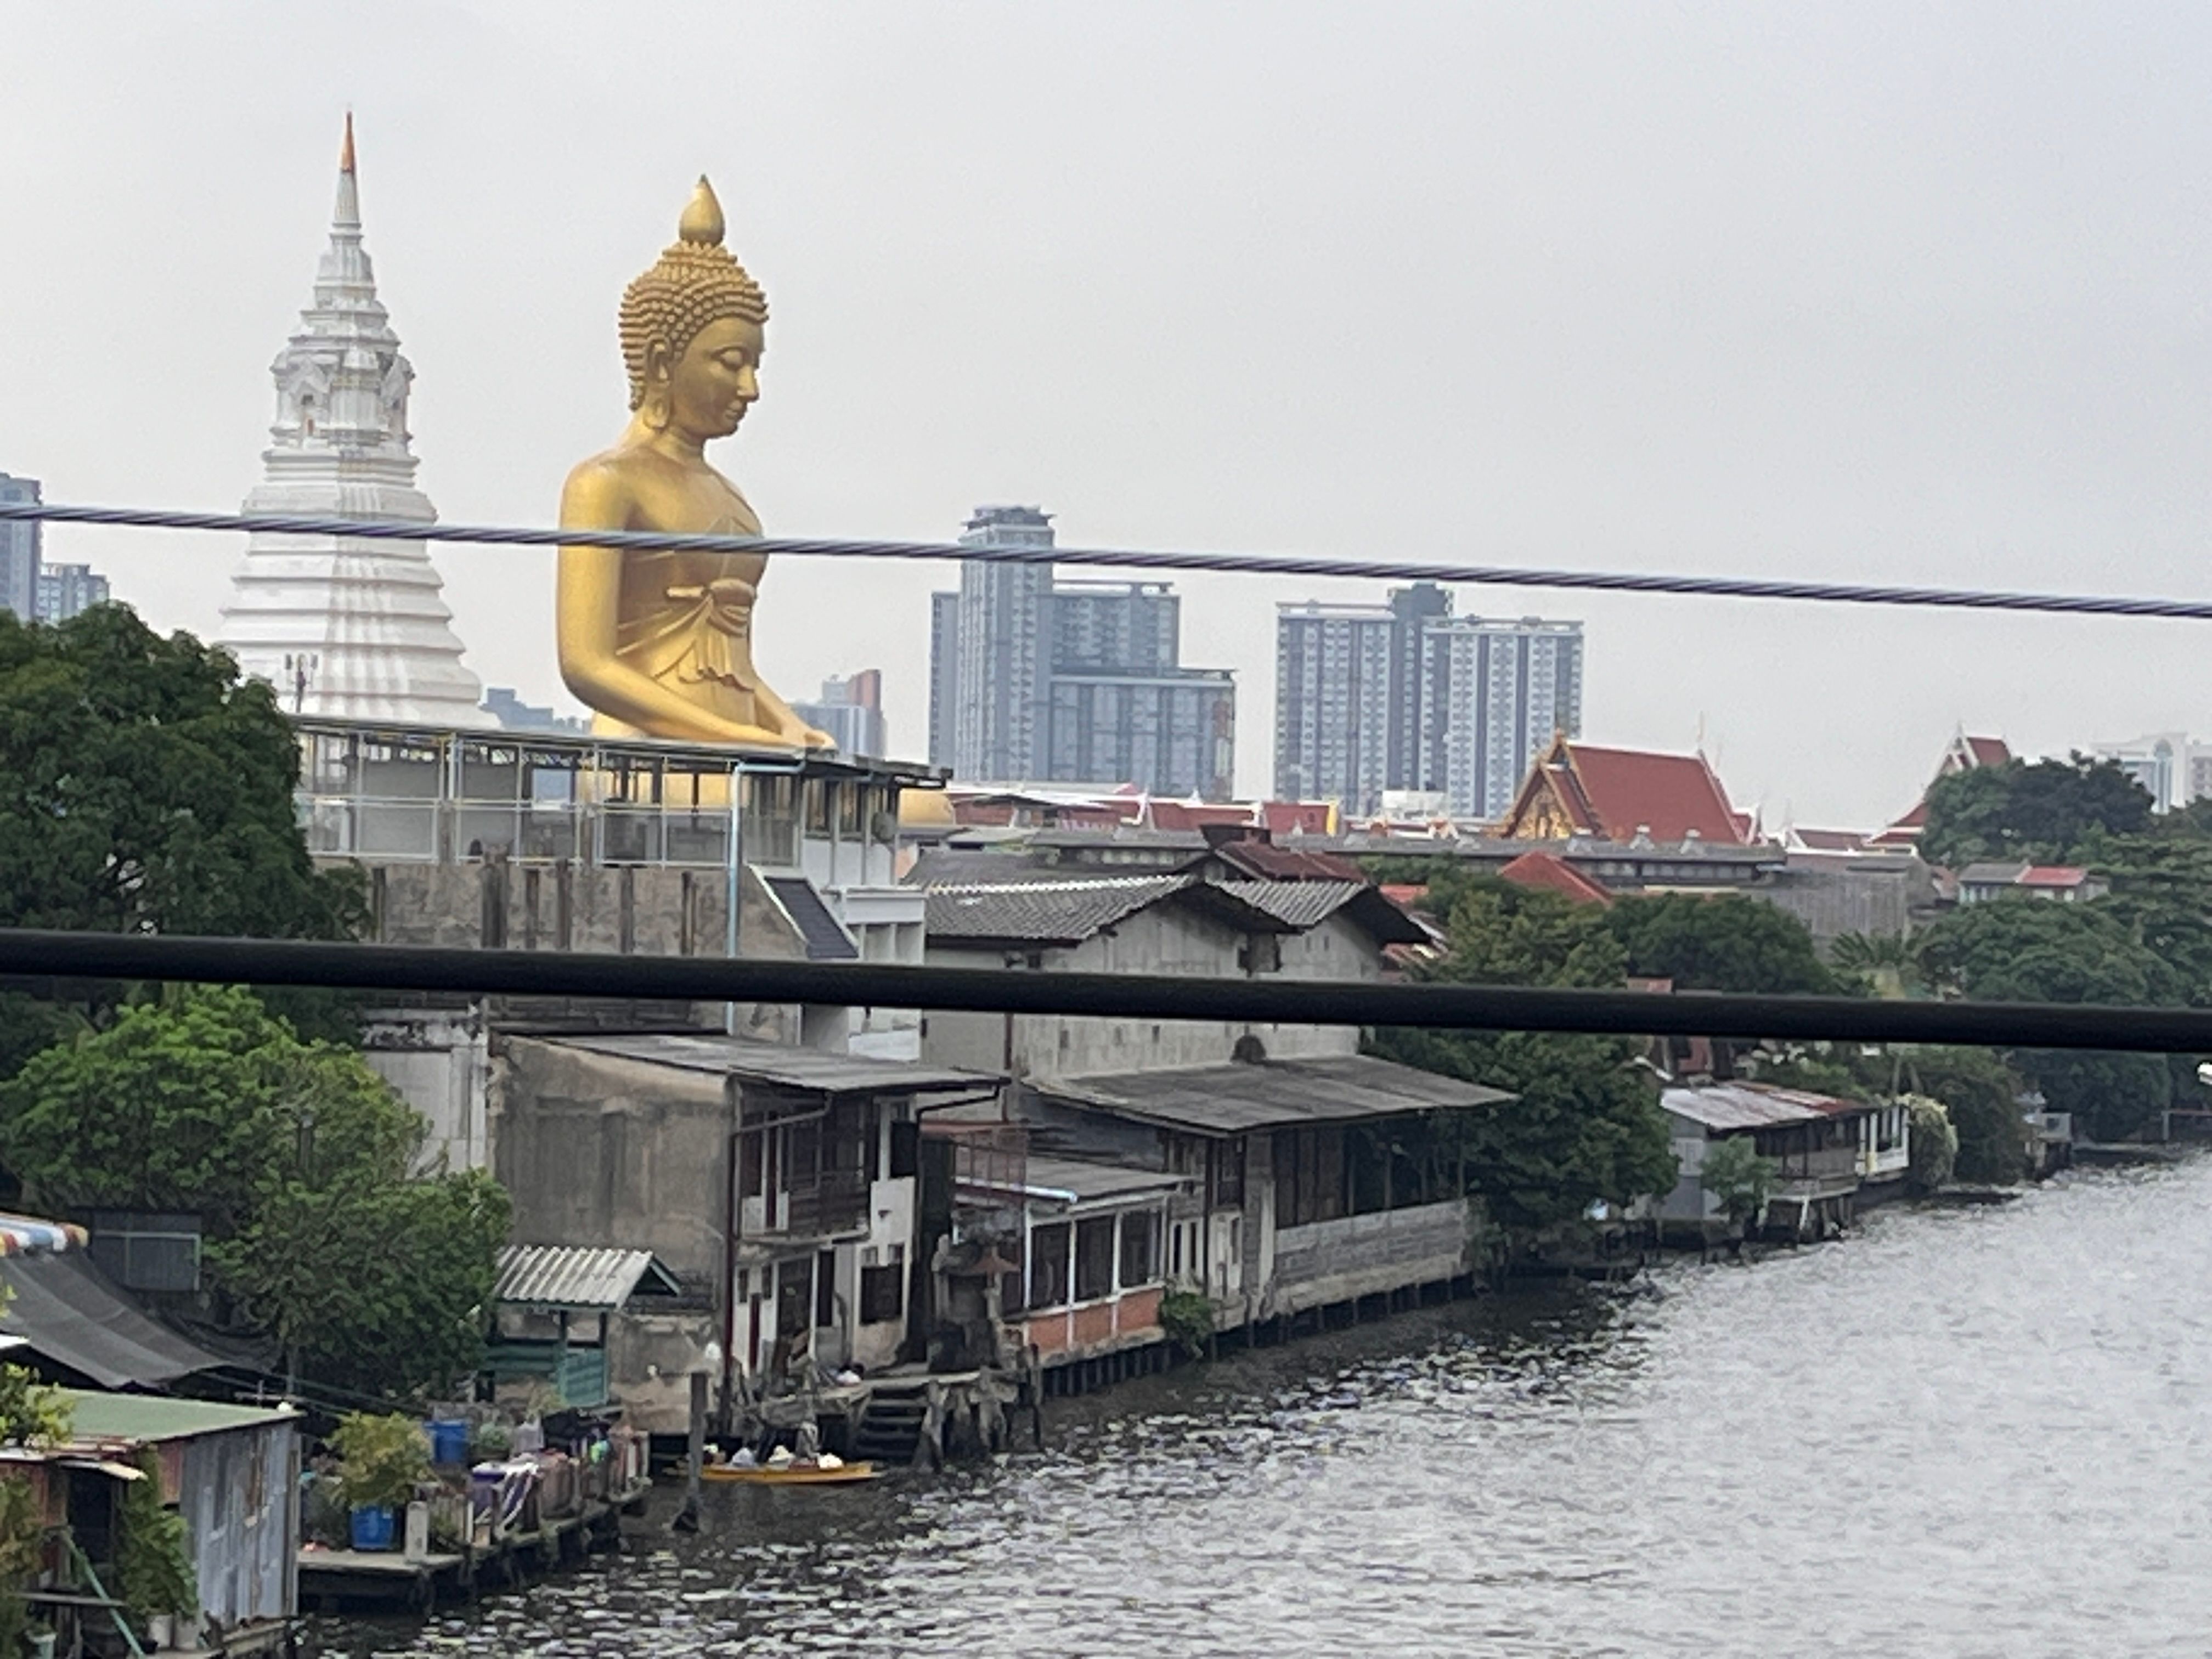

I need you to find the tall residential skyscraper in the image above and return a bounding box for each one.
[1273,585,1583,819]
[931,506,1236,797]
[1419,617,1584,819]
[1273,582,1449,811]
[927,590,962,768]
[215,117,485,727]
[0,473,41,620]
[35,563,110,623]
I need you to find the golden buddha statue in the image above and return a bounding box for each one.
[557,178,830,747]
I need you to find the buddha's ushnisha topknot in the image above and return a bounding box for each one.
[619,177,768,410]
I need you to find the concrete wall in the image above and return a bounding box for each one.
[607,1306,723,1436]
[348,857,809,962]
[362,1005,488,1171]
[921,904,1373,1084]
[492,1040,732,1290]
[1761,855,1931,944]
[1267,1198,1475,1315]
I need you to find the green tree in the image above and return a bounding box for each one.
[218,1169,510,1402]
[1605,892,1841,995]
[1920,754,2153,868]
[0,988,508,1401]
[1699,1135,1774,1232]
[0,606,359,938]
[1829,931,1924,997]
[0,605,366,1074]
[0,987,416,1235]
[1916,902,2174,1142]
[1368,870,1677,1237]
[1901,1047,2032,1184]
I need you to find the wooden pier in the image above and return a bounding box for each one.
[297,1478,650,1612]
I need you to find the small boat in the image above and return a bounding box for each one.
[702,1459,883,1486]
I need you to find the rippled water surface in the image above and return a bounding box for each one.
[307,1161,2212,1657]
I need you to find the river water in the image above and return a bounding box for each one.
[307,1160,2212,1657]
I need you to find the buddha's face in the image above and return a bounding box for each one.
[658,316,763,440]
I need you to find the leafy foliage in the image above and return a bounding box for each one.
[329,1413,432,1513]
[1901,1094,1957,1193]
[116,1451,196,1624]
[1,988,510,1401]
[1916,901,2174,1141]
[1605,892,1841,995]
[1368,868,1677,1237]
[0,606,359,938]
[1,987,417,1234]
[1919,754,2153,868]
[0,1475,42,1656]
[1829,931,1925,997]
[0,605,366,1075]
[1699,1136,1774,1231]
[1158,1290,1214,1361]
[1900,1048,2030,1184]
[217,1167,510,1402]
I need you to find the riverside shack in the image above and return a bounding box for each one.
[5,1392,299,1656]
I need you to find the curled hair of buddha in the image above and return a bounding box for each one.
[618,177,769,410]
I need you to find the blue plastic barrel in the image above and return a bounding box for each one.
[349,1503,396,1551]
[428,1418,469,1465]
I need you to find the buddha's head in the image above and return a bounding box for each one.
[620,178,769,439]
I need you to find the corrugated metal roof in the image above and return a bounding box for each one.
[763,875,860,960]
[1661,1082,1867,1132]
[493,1245,681,1310]
[923,875,1196,944]
[999,1156,1190,1206]
[61,1390,292,1445]
[546,1032,998,1094]
[1043,1053,1513,1136]
[1216,879,1366,928]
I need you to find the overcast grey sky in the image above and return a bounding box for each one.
[2,2,2207,826]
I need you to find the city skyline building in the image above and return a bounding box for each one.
[215,117,486,726]
[932,505,1236,798]
[35,562,109,624]
[0,473,40,620]
[1272,582,1449,812]
[1274,584,1583,819]
[794,669,890,759]
[1421,616,1584,819]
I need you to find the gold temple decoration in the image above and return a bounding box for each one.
[557,178,829,748]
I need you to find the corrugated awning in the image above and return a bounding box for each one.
[493,1245,684,1311]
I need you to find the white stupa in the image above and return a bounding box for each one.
[217,116,486,726]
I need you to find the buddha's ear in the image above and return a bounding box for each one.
[643,337,674,387]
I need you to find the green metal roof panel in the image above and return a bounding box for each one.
[60,1390,296,1444]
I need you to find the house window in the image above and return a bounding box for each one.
[804,778,830,834]
[815,1250,837,1328]
[1119,1211,1158,1287]
[1074,1218,1116,1302]
[1029,1222,1072,1310]
[1169,1221,1184,1280]
[1209,1141,1245,1209]
[860,1261,904,1324]
[86,1211,202,1294]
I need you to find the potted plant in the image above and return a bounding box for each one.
[330,1413,431,1552]
[117,1451,197,1648]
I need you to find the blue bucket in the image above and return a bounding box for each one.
[428,1418,469,1465]
[349,1503,396,1551]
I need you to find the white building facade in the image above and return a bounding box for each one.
[216,119,484,726]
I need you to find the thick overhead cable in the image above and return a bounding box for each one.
[4,500,2212,623]
[0,928,2202,1055]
